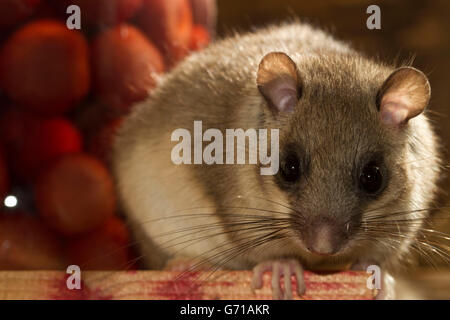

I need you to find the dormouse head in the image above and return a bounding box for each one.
[256,51,435,259]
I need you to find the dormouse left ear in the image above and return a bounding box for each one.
[377,66,431,126]
[257,52,301,114]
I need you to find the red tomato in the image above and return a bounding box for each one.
[0,20,90,115]
[34,154,116,236]
[67,217,135,270]
[0,214,66,270]
[189,25,210,51]
[91,24,165,111]
[0,109,82,181]
[136,0,193,66]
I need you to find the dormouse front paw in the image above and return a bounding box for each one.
[251,259,305,300]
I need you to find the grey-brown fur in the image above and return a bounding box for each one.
[113,22,441,277]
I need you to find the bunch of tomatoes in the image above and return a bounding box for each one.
[0,0,213,270]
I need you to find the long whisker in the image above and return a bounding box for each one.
[163,221,290,254]
[174,229,287,282]
[135,206,295,228]
[364,206,450,221]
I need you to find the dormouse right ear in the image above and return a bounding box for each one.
[377,66,431,127]
[257,52,301,114]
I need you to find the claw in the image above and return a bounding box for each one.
[251,259,305,299]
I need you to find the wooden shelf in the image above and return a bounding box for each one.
[0,270,374,300]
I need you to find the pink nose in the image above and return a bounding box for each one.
[304,219,344,256]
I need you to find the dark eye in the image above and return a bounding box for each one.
[359,162,383,194]
[281,154,301,182]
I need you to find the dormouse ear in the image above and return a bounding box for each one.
[377,66,431,126]
[257,52,301,114]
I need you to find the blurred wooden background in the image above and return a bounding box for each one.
[216,0,450,267]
